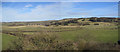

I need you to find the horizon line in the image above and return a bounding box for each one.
[2,17,119,22]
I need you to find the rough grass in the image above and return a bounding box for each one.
[8,26,26,28]
[2,33,17,50]
[58,28,118,43]
[3,25,118,43]
[2,24,118,50]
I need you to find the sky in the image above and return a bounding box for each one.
[2,2,118,22]
[2,0,120,2]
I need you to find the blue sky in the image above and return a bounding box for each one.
[2,0,120,2]
[2,2,118,22]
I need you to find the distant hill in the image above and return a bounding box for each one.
[2,17,119,26]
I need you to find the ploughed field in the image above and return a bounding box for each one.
[2,23,119,50]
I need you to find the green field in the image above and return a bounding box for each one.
[58,29,118,43]
[2,33,17,50]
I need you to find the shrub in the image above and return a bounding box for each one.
[6,32,120,50]
[94,23,99,25]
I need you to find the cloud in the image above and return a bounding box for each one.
[2,2,118,22]
[25,4,33,8]
[2,7,20,22]
[2,3,62,22]
[0,3,1,32]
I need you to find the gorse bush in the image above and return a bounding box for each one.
[7,37,24,50]
[29,34,58,50]
[7,32,120,50]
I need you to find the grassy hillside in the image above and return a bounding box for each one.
[2,17,119,26]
